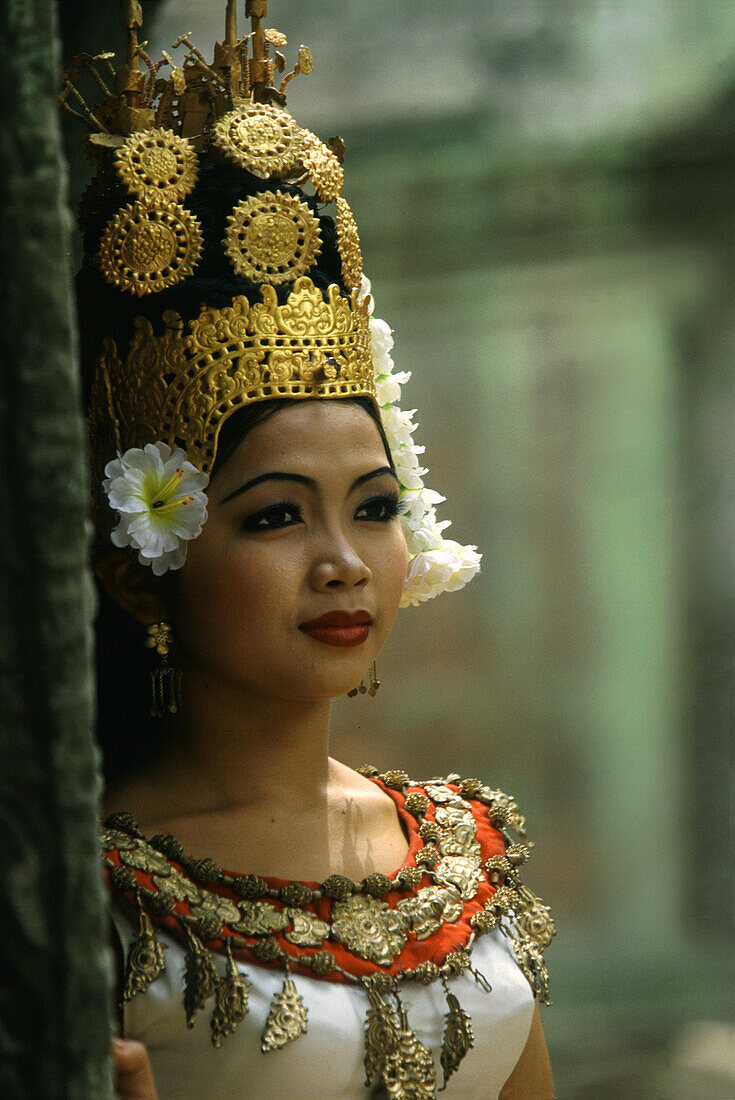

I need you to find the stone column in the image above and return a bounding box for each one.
[0,0,113,1095]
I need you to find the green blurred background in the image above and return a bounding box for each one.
[61,2,735,1095]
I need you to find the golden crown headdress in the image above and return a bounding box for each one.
[66,1,482,601]
[65,0,372,480]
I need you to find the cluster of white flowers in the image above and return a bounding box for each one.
[360,276,482,607]
[103,442,209,576]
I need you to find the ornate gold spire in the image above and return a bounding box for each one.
[60,1,316,137]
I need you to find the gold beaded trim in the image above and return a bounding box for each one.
[336,197,363,292]
[223,190,322,284]
[89,278,374,476]
[212,103,301,179]
[299,129,345,203]
[115,128,198,203]
[97,201,203,297]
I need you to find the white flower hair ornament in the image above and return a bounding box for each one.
[360,276,482,608]
[102,442,209,576]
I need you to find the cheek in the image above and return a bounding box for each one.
[172,540,283,654]
[376,528,409,610]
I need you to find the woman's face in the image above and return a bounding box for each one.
[170,401,408,703]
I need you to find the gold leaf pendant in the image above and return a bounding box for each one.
[184,929,218,1027]
[386,1001,438,1100]
[363,984,401,1087]
[211,943,251,1048]
[261,973,308,1052]
[515,884,557,950]
[512,934,551,1004]
[123,897,166,1001]
[440,987,475,1088]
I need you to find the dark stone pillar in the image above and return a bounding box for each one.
[0,0,113,1095]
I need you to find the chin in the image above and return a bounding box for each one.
[298,666,371,703]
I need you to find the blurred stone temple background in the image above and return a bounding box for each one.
[55,0,735,1095]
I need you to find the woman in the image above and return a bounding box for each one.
[69,3,555,1096]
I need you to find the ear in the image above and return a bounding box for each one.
[94,548,168,626]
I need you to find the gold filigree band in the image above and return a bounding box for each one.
[336,197,363,292]
[299,130,345,203]
[89,278,375,476]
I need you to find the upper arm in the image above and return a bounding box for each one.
[498,1001,554,1100]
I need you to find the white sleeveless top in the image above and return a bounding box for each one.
[112,906,534,1099]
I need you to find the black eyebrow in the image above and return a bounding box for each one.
[353,466,398,490]
[219,466,397,505]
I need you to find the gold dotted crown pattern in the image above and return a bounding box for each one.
[98,200,204,296]
[115,128,199,203]
[224,190,322,284]
[90,278,375,478]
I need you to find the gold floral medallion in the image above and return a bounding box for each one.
[118,844,173,877]
[115,128,198,203]
[336,196,363,292]
[212,104,301,178]
[479,787,528,834]
[189,891,242,927]
[330,894,408,966]
[398,885,463,940]
[515,885,556,949]
[98,201,203,296]
[284,909,330,947]
[432,854,483,901]
[152,871,201,905]
[230,901,289,936]
[299,129,345,202]
[224,190,322,284]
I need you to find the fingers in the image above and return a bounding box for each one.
[112,1038,159,1100]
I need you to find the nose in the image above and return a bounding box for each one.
[309,533,372,591]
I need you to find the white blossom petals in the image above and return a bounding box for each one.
[400,542,482,608]
[358,274,375,315]
[102,442,210,575]
[367,280,482,604]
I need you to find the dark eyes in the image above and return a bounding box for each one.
[240,494,403,532]
[240,503,302,532]
[354,495,402,522]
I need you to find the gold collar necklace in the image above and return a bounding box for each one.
[102,769,555,1097]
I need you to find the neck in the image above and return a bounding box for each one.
[149,667,334,819]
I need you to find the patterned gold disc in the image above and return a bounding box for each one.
[224,190,322,284]
[98,201,203,296]
[299,130,344,203]
[212,104,300,179]
[115,128,198,203]
[336,197,363,291]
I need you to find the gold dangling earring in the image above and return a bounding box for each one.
[145,620,182,717]
[348,662,380,698]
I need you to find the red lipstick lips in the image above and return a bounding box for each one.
[299,610,372,648]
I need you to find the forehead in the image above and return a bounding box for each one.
[215,401,388,488]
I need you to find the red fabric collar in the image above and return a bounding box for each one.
[102,778,507,983]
